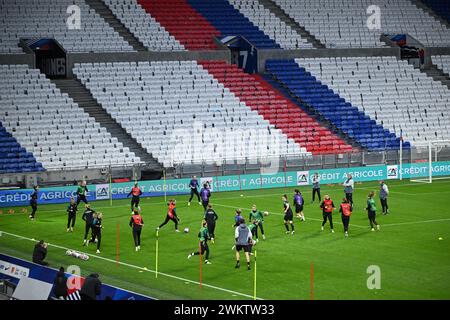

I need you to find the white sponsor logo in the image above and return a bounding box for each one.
[95,184,110,200]
[296,171,310,186]
[386,165,398,180]
[0,260,30,279]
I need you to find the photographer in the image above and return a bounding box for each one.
[32,240,48,266]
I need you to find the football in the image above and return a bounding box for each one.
[184,227,189,233]
[264,211,269,216]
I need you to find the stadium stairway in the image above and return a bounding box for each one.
[416,63,450,90]
[51,79,163,171]
[257,0,325,48]
[137,0,220,50]
[199,60,354,155]
[85,0,147,51]
[0,123,44,173]
[265,60,410,152]
[187,0,281,49]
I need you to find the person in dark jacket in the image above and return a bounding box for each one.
[29,185,39,220]
[82,204,95,246]
[80,273,101,300]
[53,267,68,299]
[32,240,48,266]
[90,212,103,254]
[67,197,77,232]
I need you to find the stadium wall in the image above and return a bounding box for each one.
[257,47,401,72]
[65,50,231,77]
[0,253,153,300]
[0,54,34,68]
[1,161,450,208]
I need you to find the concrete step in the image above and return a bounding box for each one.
[51,78,163,171]
[257,0,326,49]
[415,64,450,90]
[84,0,147,52]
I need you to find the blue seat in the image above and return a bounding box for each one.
[187,0,281,49]
[266,59,410,151]
[0,123,45,173]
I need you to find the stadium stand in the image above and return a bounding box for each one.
[273,0,450,48]
[226,0,313,49]
[0,65,142,170]
[0,123,44,174]
[137,0,220,50]
[103,0,185,51]
[432,55,450,76]
[187,0,281,49]
[266,60,410,151]
[293,56,450,144]
[199,60,353,154]
[73,60,310,167]
[422,0,450,23]
[0,0,134,54]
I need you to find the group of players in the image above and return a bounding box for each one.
[28,173,390,268]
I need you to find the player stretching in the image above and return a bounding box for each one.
[339,198,352,237]
[187,220,211,264]
[67,197,77,232]
[234,218,253,270]
[187,175,201,206]
[282,195,295,235]
[29,185,39,220]
[76,180,89,207]
[127,182,142,212]
[204,204,218,243]
[130,209,144,251]
[320,195,335,233]
[249,205,266,241]
[200,184,211,211]
[366,191,380,231]
[294,189,305,221]
[157,199,180,232]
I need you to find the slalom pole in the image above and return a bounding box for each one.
[163,169,167,203]
[253,250,257,300]
[109,172,113,207]
[310,262,314,300]
[199,241,203,288]
[155,229,159,279]
[116,222,120,266]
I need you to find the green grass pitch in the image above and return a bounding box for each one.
[1,179,450,300]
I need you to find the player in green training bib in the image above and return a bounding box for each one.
[366,191,380,231]
[187,220,211,264]
[76,180,89,207]
[249,204,266,241]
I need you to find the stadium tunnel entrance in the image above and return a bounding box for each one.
[20,38,67,79]
[220,35,258,74]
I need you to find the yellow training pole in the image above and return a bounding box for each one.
[253,250,257,300]
[109,173,113,207]
[155,230,159,279]
[163,169,167,202]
